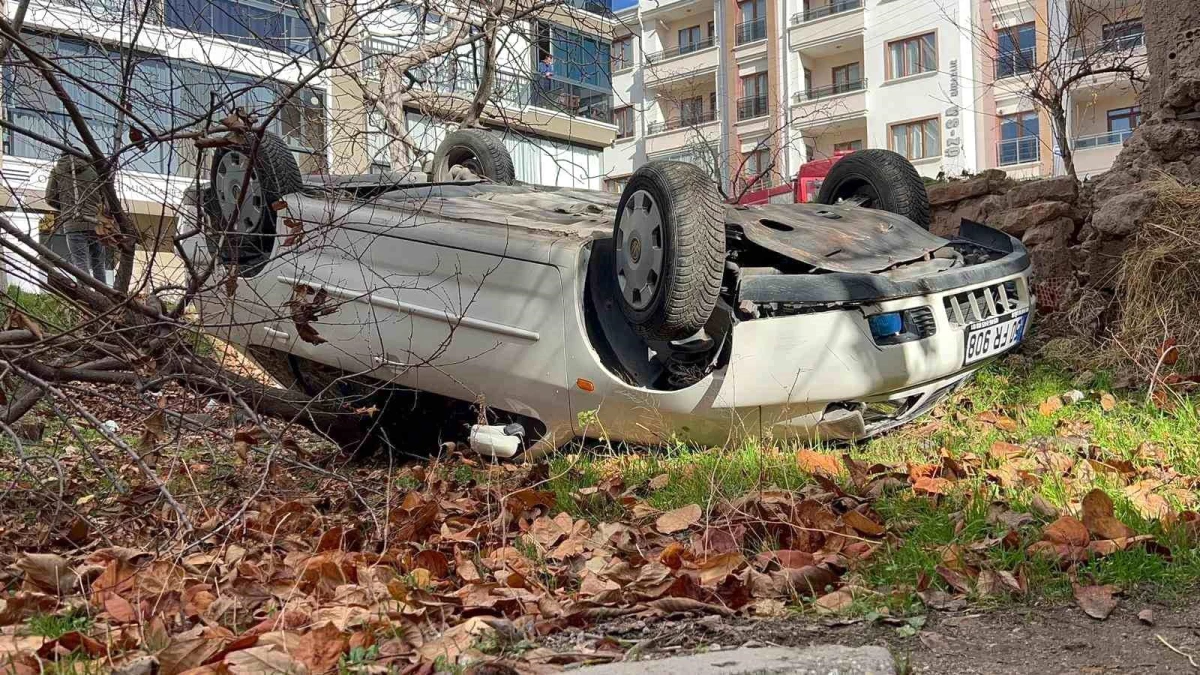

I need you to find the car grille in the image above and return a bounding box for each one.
[943,279,1024,326]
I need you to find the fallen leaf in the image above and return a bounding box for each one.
[1030,495,1059,519]
[1099,393,1117,411]
[1073,584,1119,620]
[294,623,347,672]
[1137,608,1155,625]
[814,588,854,613]
[648,474,670,490]
[843,509,885,537]
[1043,516,1090,547]
[224,645,308,674]
[1039,396,1064,416]
[656,504,702,534]
[1081,489,1136,540]
[16,553,78,595]
[795,450,844,477]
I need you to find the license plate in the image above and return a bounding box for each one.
[964,310,1029,365]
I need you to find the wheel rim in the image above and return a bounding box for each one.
[615,189,665,311]
[446,147,484,179]
[214,150,264,233]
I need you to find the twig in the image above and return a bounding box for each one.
[1157,634,1200,669]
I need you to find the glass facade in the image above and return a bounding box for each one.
[164,0,317,56]
[3,32,326,175]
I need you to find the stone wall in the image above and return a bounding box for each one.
[927,171,1085,300]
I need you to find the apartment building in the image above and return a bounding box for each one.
[605,0,793,198]
[605,0,1147,198]
[342,0,619,189]
[0,0,329,290]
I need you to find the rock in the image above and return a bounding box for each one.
[1076,237,1134,290]
[991,201,1075,237]
[927,176,994,207]
[573,646,896,675]
[1139,122,1200,162]
[1164,71,1200,111]
[1091,190,1154,237]
[1022,216,1075,248]
[1027,239,1075,285]
[1006,176,1078,209]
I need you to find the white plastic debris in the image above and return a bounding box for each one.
[1063,389,1086,405]
[101,420,121,434]
[468,424,522,459]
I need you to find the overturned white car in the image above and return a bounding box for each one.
[181,129,1034,458]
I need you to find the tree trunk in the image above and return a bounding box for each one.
[1050,104,1077,184]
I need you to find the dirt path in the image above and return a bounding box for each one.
[550,602,1200,674]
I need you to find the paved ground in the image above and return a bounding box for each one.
[574,646,895,674]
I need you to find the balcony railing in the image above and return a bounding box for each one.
[737,94,768,121]
[645,36,717,64]
[794,78,867,102]
[647,110,718,134]
[998,136,1040,165]
[1070,33,1145,61]
[735,17,767,45]
[790,0,862,24]
[995,47,1036,79]
[564,0,611,14]
[1073,128,1135,149]
[739,173,776,191]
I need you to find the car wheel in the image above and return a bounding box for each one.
[206,131,303,267]
[613,161,725,341]
[816,149,931,229]
[432,129,516,184]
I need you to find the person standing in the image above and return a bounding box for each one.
[44,153,107,284]
[538,53,556,106]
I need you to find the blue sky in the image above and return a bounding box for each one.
[613,0,637,10]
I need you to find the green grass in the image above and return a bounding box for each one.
[2,285,78,331]
[546,357,1200,612]
[29,610,93,640]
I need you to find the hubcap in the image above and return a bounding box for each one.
[214,150,263,233]
[615,189,664,311]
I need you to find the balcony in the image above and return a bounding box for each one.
[563,0,611,14]
[644,38,719,88]
[791,0,861,23]
[788,0,863,53]
[997,136,1040,166]
[735,17,767,46]
[645,114,720,155]
[646,36,716,64]
[737,94,768,121]
[794,79,867,102]
[1070,32,1145,61]
[1072,130,1133,178]
[994,47,1036,80]
[648,111,717,135]
[791,83,866,130]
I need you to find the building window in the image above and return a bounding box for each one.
[165,0,316,55]
[738,72,769,120]
[831,62,862,93]
[890,117,940,160]
[998,111,1039,165]
[833,140,863,153]
[996,23,1035,79]
[1102,20,1145,50]
[605,176,629,193]
[614,106,634,139]
[743,147,771,187]
[612,36,633,71]
[736,0,767,44]
[1107,106,1141,132]
[887,32,936,80]
[678,26,703,54]
[680,96,705,125]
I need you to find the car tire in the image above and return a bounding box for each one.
[613,161,725,341]
[432,129,516,184]
[206,131,303,266]
[816,149,931,229]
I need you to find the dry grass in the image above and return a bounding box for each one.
[1048,177,1200,378]
[1109,177,1200,374]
